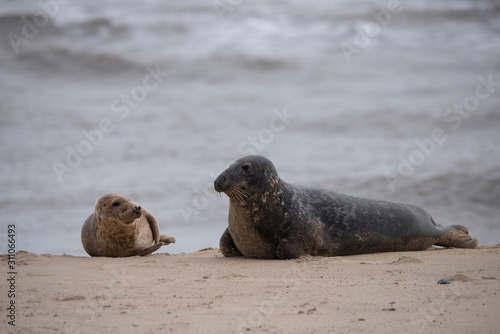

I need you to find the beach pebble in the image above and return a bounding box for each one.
[437,279,452,284]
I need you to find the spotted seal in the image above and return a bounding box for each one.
[214,155,478,259]
[81,193,175,257]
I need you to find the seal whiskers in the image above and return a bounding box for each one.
[226,186,254,203]
[226,188,245,202]
[213,189,222,200]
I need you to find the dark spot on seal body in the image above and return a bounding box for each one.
[214,155,478,259]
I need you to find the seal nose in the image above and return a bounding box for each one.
[134,206,141,212]
[214,175,226,192]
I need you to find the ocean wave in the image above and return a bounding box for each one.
[0,13,136,73]
[58,17,122,37]
[293,1,500,38]
[14,45,143,74]
[332,166,500,208]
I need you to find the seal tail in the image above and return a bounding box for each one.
[434,224,478,249]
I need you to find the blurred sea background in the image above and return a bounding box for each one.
[1,0,499,256]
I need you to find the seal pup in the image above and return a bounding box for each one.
[81,193,175,257]
[214,155,478,259]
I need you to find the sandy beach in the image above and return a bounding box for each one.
[2,246,499,334]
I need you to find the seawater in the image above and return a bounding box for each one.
[0,0,499,255]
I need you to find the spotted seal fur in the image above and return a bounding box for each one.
[214,155,478,259]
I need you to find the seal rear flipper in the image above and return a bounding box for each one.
[434,225,478,248]
[220,228,243,257]
[130,243,164,256]
[160,235,176,245]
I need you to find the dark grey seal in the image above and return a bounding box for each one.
[214,155,478,259]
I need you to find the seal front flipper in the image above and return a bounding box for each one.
[144,210,176,248]
[220,228,243,257]
[276,237,306,259]
[144,209,160,244]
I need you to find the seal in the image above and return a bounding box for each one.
[214,155,478,259]
[81,193,175,257]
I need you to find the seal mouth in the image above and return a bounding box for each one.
[133,205,142,216]
[118,207,142,225]
[223,185,254,202]
[214,171,254,202]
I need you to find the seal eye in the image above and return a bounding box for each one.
[241,164,251,172]
[112,202,120,207]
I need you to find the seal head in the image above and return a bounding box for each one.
[214,155,279,203]
[215,156,293,258]
[95,193,143,225]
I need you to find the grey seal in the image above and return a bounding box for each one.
[214,155,478,259]
[81,193,175,257]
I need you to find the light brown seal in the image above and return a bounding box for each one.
[81,193,175,257]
